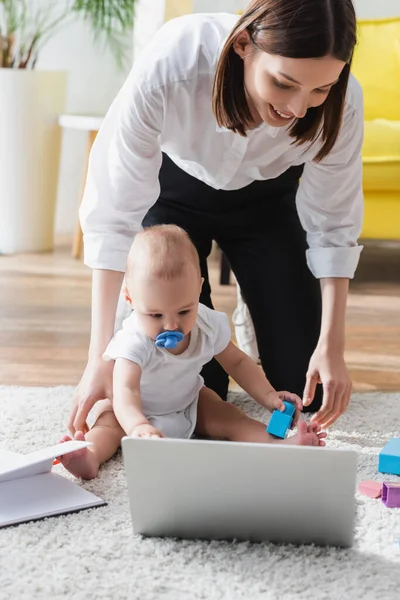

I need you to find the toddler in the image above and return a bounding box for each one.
[59,225,326,479]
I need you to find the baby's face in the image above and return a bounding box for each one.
[127,268,203,340]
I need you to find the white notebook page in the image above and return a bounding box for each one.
[0,471,106,528]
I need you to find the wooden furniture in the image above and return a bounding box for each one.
[58,114,104,258]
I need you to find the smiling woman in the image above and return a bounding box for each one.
[69,0,364,438]
[213,0,356,160]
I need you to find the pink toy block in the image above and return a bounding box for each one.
[358,480,383,498]
[382,482,400,508]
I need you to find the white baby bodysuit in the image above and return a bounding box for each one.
[103,303,231,438]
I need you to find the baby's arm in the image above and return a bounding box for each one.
[112,358,163,437]
[215,342,302,417]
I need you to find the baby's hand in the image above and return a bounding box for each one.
[265,390,302,427]
[130,423,164,439]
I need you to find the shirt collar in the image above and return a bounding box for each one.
[215,121,280,138]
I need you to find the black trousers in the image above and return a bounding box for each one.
[143,154,323,411]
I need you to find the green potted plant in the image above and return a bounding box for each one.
[0,0,135,254]
[0,0,135,69]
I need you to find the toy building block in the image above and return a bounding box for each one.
[267,401,296,439]
[378,438,400,476]
[382,482,400,508]
[358,480,383,498]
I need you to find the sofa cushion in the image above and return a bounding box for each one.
[362,120,400,191]
[363,119,400,162]
[363,163,400,192]
[362,191,400,239]
[352,18,400,121]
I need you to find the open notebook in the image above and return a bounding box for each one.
[0,440,106,528]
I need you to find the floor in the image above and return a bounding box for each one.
[0,239,399,392]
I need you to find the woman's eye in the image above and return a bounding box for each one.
[315,88,331,95]
[273,79,292,90]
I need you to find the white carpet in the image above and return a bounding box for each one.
[0,386,399,600]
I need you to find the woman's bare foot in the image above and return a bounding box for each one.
[283,420,327,447]
[57,431,100,480]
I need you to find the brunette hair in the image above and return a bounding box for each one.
[212,0,357,161]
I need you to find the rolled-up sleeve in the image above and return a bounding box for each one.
[295,88,364,279]
[80,67,164,271]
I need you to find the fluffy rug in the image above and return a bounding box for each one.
[0,386,399,600]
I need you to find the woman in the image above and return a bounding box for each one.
[69,0,363,435]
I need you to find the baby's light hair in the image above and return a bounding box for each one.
[126,225,201,282]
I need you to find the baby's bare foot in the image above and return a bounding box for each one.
[284,420,327,447]
[57,431,99,480]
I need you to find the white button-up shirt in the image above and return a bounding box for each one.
[80,12,364,279]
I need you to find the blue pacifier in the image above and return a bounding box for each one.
[155,331,184,350]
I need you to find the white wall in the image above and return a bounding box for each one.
[193,0,400,18]
[36,9,132,236]
[193,0,245,11]
[133,0,165,60]
[354,0,400,18]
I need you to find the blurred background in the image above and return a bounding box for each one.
[31,0,400,238]
[0,0,399,392]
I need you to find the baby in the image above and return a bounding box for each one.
[59,225,326,479]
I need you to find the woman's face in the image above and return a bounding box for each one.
[233,33,346,128]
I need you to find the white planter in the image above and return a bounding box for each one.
[0,70,66,254]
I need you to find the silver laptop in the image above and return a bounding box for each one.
[121,437,357,547]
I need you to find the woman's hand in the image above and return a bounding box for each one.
[303,346,352,428]
[68,358,114,435]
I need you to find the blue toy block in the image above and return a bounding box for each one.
[378,438,400,476]
[282,401,296,418]
[267,401,295,439]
